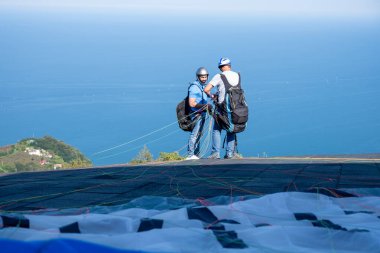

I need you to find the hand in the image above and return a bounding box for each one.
[204,104,212,113]
[211,94,218,102]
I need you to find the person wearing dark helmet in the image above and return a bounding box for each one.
[185,67,212,160]
[204,58,242,159]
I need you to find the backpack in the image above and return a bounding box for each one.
[176,83,202,132]
[213,73,248,133]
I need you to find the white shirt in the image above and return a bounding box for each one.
[209,70,240,103]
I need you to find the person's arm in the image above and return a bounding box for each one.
[204,74,220,100]
[204,83,213,97]
[188,85,207,110]
[189,97,210,110]
[204,82,219,103]
[189,97,201,108]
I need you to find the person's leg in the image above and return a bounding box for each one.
[187,117,201,157]
[225,132,236,158]
[209,120,221,158]
[194,116,206,156]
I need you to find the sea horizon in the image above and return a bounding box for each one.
[1,7,379,166]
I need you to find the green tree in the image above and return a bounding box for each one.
[0,163,15,173]
[130,145,153,164]
[158,152,183,161]
[15,162,35,172]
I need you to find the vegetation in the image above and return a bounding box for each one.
[130,145,154,164]
[129,146,184,164]
[158,151,183,161]
[0,146,13,157]
[0,136,92,174]
[20,136,91,166]
[0,137,186,174]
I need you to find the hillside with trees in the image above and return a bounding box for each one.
[0,136,92,174]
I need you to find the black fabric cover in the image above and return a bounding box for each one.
[1,215,30,228]
[138,218,164,232]
[59,222,81,233]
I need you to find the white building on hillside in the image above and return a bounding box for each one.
[25,147,53,159]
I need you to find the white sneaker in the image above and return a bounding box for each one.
[185,155,199,160]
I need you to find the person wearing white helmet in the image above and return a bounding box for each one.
[185,67,212,160]
[204,57,241,159]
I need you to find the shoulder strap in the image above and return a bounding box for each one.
[220,73,241,90]
[187,83,205,101]
[188,83,204,100]
[187,84,194,97]
[237,72,241,89]
[188,83,203,92]
[220,74,232,91]
[201,84,204,101]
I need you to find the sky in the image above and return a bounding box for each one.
[0,0,380,20]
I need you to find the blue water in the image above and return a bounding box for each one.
[1,11,380,165]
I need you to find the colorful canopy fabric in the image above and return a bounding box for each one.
[1,191,380,253]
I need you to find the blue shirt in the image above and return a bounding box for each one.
[188,81,208,113]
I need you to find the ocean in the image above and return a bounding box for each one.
[1,12,379,165]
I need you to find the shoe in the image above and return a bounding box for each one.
[207,152,220,159]
[224,153,243,159]
[185,155,199,160]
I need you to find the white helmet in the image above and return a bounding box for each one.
[218,57,231,67]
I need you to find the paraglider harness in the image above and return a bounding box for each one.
[176,83,205,132]
[211,73,248,134]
